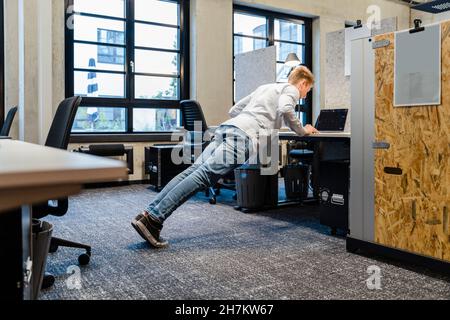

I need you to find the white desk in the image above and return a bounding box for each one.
[0,139,127,300]
[279,131,351,139]
[0,139,128,212]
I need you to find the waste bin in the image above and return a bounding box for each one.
[283,164,310,200]
[32,220,53,300]
[234,165,278,211]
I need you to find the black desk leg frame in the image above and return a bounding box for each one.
[0,206,32,300]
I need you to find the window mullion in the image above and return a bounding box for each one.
[268,16,275,47]
[126,0,135,133]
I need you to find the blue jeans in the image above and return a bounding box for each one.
[147,125,251,223]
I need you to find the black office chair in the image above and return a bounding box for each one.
[1,106,18,136]
[180,100,236,204]
[32,97,89,289]
[180,100,208,133]
[180,100,210,158]
[288,141,314,164]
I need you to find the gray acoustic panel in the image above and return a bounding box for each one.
[325,29,350,109]
[235,46,276,102]
[372,17,398,36]
[394,24,441,106]
[326,18,398,110]
[325,17,398,132]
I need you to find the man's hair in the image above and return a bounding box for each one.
[288,65,315,86]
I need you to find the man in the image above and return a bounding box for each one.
[131,66,318,248]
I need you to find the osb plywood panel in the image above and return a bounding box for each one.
[374,21,450,262]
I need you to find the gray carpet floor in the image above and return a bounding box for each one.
[40,184,450,300]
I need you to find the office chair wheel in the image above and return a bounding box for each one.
[330,228,337,236]
[41,273,55,290]
[49,243,59,253]
[78,252,91,266]
[42,273,55,289]
[209,197,217,205]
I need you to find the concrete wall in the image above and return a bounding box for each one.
[412,9,450,25]
[193,0,411,124]
[3,0,414,181]
[4,0,19,139]
[190,0,234,126]
[5,0,412,139]
[4,0,56,143]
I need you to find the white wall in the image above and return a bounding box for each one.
[5,0,56,143]
[190,0,234,126]
[191,0,411,125]
[4,0,19,139]
[411,9,450,25]
[2,0,416,181]
[5,0,412,141]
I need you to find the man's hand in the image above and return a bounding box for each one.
[304,124,319,135]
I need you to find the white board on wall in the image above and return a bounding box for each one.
[394,24,441,106]
[235,46,276,102]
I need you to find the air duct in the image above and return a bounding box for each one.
[390,0,450,13]
[413,0,450,13]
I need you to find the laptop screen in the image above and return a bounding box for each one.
[315,109,349,132]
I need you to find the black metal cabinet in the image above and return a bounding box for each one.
[318,160,350,235]
[145,145,190,191]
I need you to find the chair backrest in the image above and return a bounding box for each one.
[1,106,18,136]
[180,100,208,133]
[32,97,81,219]
[45,96,81,149]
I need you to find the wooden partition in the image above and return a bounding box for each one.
[373,21,450,262]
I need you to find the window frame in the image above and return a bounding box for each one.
[233,5,313,126]
[65,0,190,137]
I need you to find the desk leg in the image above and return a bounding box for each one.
[311,142,321,199]
[0,206,32,301]
[21,206,32,300]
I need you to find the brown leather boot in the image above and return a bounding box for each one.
[131,211,169,248]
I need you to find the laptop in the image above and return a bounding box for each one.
[315,109,349,133]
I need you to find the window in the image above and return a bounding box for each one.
[233,6,312,125]
[66,0,189,134]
